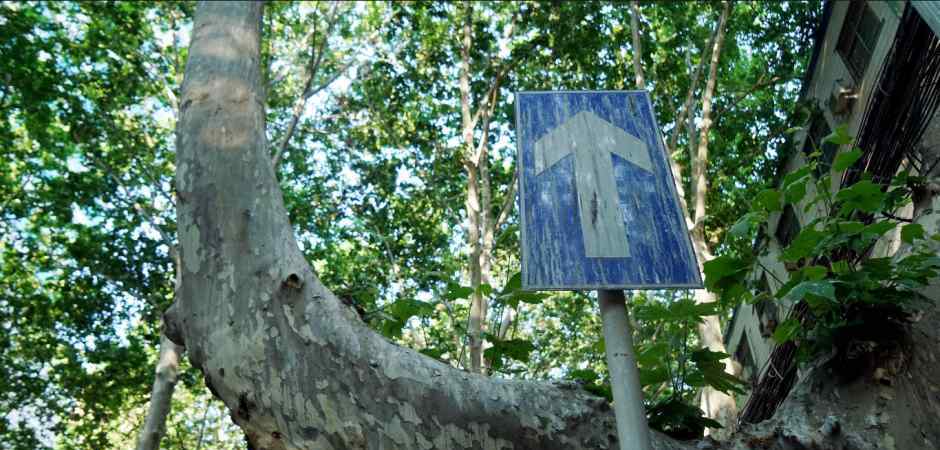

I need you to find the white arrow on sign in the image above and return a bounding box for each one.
[534,110,653,258]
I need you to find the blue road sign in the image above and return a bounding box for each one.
[515,91,702,290]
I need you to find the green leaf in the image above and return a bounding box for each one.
[832,149,862,171]
[647,397,723,438]
[783,166,812,188]
[836,180,885,214]
[477,283,493,297]
[636,342,670,367]
[834,220,865,235]
[703,255,750,292]
[831,260,850,275]
[389,298,434,321]
[690,348,729,363]
[784,178,808,204]
[901,223,925,244]
[691,348,747,395]
[419,347,445,360]
[822,125,852,146]
[568,369,600,384]
[639,367,671,387]
[861,257,893,279]
[781,280,835,304]
[633,302,671,322]
[484,338,535,364]
[782,227,824,262]
[772,318,801,343]
[729,213,755,238]
[444,283,473,300]
[802,265,828,281]
[753,189,782,212]
[862,221,896,240]
[501,271,522,294]
[730,211,768,238]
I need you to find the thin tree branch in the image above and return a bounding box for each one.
[668,28,717,153]
[469,10,520,130]
[308,2,341,87]
[882,211,914,223]
[494,169,518,232]
[711,75,794,123]
[272,3,387,170]
[271,3,333,170]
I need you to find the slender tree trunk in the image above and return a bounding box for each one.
[137,244,185,448]
[459,3,487,375]
[688,3,736,437]
[692,3,728,241]
[136,334,184,450]
[629,1,737,435]
[465,165,486,373]
[168,3,700,448]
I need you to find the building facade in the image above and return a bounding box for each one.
[723,0,940,424]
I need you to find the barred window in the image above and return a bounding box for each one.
[775,205,801,248]
[837,1,883,81]
[802,113,838,176]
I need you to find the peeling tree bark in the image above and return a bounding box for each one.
[170,2,697,449]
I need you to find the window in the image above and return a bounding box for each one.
[775,205,801,248]
[735,331,758,385]
[802,113,838,176]
[754,275,779,338]
[837,1,883,81]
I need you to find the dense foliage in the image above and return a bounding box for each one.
[1,1,821,447]
[706,127,940,364]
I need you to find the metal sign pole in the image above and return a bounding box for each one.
[599,289,652,450]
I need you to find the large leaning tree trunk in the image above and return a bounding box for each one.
[167,3,692,449]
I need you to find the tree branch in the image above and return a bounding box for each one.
[668,28,717,154]
[469,10,520,130]
[711,75,793,123]
[272,3,387,170]
[135,334,184,450]
[494,169,518,232]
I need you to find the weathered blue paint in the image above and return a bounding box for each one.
[515,91,702,290]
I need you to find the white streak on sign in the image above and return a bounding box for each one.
[534,111,653,258]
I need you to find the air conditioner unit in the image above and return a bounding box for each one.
[829,81,858,115]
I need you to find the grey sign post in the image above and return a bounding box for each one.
[515,91,703,450]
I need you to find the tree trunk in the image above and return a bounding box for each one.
[691,2,728,241]
[628,2,737,435]
[458,3,488,375]
[136,334,184,450]
[170,3,694,448]
[689,3,736,437]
